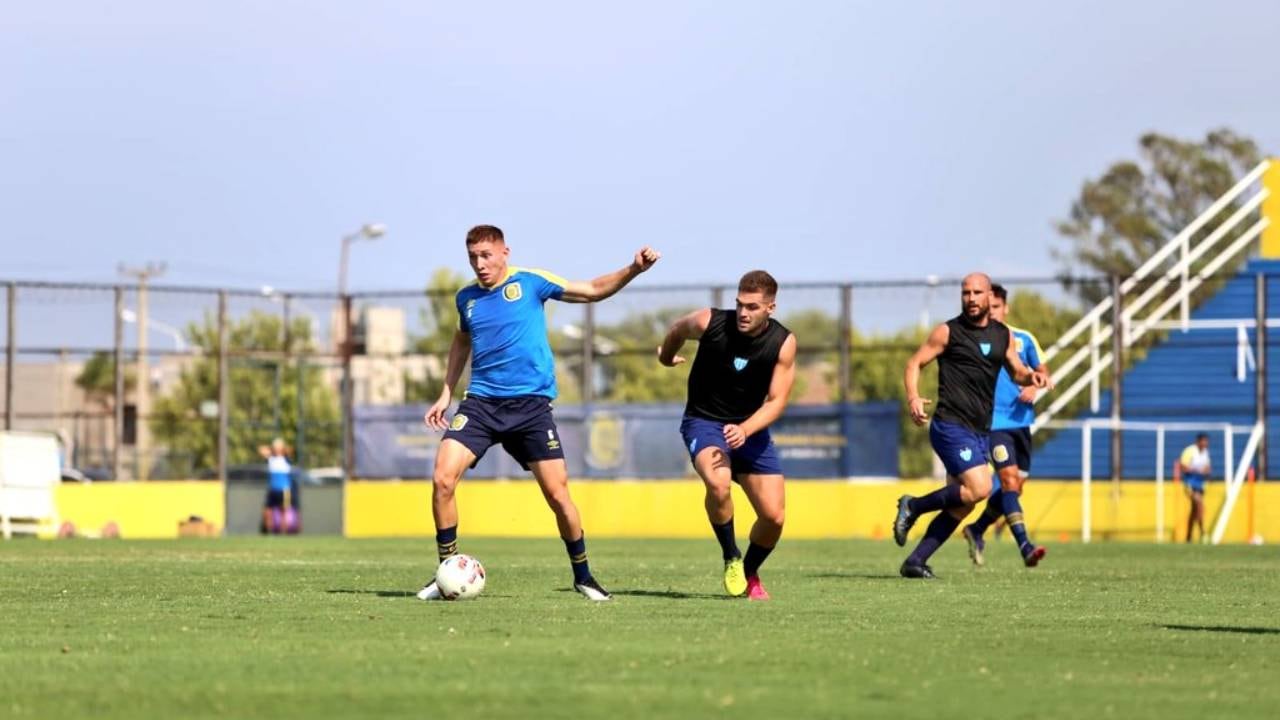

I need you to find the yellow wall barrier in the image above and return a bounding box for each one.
[54,482,225,539]
[345,479,1280,543]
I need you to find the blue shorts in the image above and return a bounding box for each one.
[930,419,990,478]
[443,395,565,470]
[989,427,1032,474]
[1184,473,1206,494]
[680,415,783,477]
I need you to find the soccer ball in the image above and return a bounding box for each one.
[435,554,487,600]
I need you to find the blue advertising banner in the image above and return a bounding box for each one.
[353,402,899,480]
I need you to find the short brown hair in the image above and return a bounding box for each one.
[466,225,504,245]
[738,270,778,299]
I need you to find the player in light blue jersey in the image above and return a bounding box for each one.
[417,225,660,602]
[962,284,1052,567]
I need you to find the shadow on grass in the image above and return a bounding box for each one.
[808,572,903,581]
[1160,624,1280,636]
[557,588,735,601]
[324,588,520,600]
[327,589,417,598]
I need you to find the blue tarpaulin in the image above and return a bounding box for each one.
[353,402,899,479]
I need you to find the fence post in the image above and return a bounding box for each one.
[113,287,124,480]
[1257,273,1268,482]
[1110,275,1124,486]
[711,286,724,310]
[4,283,14,431]
[341,294,355,481]
[217,291,228,483]
[582,302,595,405]
[838,284,852,403]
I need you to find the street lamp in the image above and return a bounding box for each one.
[921,274,941,330]
[338,223,387,296]
[121,308,188,352]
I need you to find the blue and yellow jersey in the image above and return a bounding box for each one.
[991,325,1044,431]
[455,266,567,399]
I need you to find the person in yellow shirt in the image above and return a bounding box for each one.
[1173,433,1212,543]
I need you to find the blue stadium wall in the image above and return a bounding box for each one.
[1036,259,1280,478]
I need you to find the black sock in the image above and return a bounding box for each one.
[743,542,774,578]
[436,525,458,563]
[906,512,961,566]
[968,490,1004,536]
[565,534,592,584]
[711,518,741,561]
[908,484,964,514]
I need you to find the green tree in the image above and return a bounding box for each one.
[150,311,341,476]
[74,352,134,411]
[846,327,935,477]
[406,268,468,402]
[1055,128,1262,303]
[596,308,698,402]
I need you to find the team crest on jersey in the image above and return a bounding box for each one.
[993,444,1010,463]
[465,299,476,319]
[1015,337,1025,353]
[502,282,523,302]
[450,414,469,431]
[979,342,991,356]
[733,357,748,371]
[959,447,973,462]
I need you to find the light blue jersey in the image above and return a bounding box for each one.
[991,325,1044,431]
[267,454,292,491]
[456,266,567,399]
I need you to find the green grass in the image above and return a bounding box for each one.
[1,537,1277,719]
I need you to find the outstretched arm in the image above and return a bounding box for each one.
[558,247,661,303]
[657,308,712,367]
[904,323,949,426]
[725,334,798,447]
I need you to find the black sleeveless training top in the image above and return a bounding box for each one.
[933,315,1011,432]
[685,309,791,423]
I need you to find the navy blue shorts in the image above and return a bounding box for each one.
[930,419,990,478]
[680,415,783,477]
[443,395,565,470]
[264,483,300,510]
[1184,472,1206,494]
[989,427,1032,474]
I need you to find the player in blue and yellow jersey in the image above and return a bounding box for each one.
[416,225,660,602]
[1174,433,1212,543]
[961,284,1052,567]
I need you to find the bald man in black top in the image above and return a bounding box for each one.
[895,273,1050,579]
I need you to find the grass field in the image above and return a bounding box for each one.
[2,537,1277,719]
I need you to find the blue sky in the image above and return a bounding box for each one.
[3,1,1279,295]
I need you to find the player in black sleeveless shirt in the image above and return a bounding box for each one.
[658,270,797,601]
[894,273,1050,579]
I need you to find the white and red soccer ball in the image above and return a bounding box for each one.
[435,554,487,600]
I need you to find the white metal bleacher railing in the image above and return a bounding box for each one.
[1040,419,1262,545]
[1031,160,1272,433]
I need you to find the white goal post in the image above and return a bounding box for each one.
[1038,419,1263,545]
